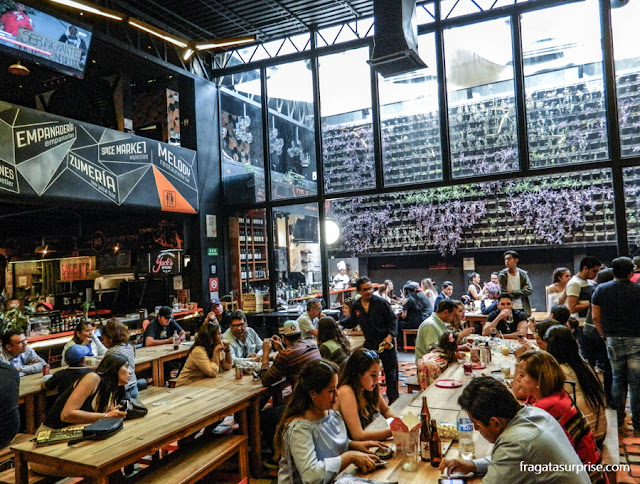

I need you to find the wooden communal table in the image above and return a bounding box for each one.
[134,343,191,387]
[408,348,516,412]
[181,369,268,477]
[11,385,250,484]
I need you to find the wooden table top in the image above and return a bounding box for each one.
[341,400,493,482]
[19,343,192,399]
[11,385,248,474]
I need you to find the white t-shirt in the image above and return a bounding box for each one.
[506,273,523,309]
[565,275,594,322]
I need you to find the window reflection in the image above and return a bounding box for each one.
[522,0,608,168]
[267,60,317,200]
[379,33,442,186]
[444,18,519,178]
[272,204,321,305]
[220,70,265,203]
[612,0,640,157]
[319,48,375,193]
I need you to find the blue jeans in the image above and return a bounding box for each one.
[606,336,640,429]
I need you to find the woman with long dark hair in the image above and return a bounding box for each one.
[61,319,106,365]
[400,281,432,329]
[467,272,483,301]
[102,318,141,398]
[44,353,129,429]
[545,325,607,444]
[546,267,571,312]
[317,316,351,368]
[334,348,398,441]
[175,321,231,386]
[275,359,384,484]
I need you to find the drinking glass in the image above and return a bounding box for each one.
[402,442,418,471]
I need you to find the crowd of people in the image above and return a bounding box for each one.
[2,249,639,483]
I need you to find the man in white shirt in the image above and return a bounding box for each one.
[222,310,263,367]
[332,261,350,290]
[566,256,601,324]
[498,250,533,316]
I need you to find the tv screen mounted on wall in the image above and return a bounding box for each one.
[0,3,92,78]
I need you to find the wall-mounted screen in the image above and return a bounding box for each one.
[0,3,92,78]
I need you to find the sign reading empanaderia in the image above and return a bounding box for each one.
[0,100,198,213]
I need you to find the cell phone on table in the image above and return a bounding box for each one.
[375,460,388,468]
[439,479,466,484]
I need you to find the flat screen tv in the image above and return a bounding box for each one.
[0,3,92,78]
[292,216,318,243]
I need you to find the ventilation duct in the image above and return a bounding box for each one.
[368,0,427,77]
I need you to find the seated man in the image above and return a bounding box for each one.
[482,293,527,338]
[222,310,263,367]
[1,329,46,376]
[42,344,92,395]
[144,306,186,347]
[205,298,232,332]
[441,377,589,483]
[0,361,19,448]
[296,298,325,339]
[258,321,320,461]
[415,300,456,362]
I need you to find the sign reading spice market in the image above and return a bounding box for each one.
[0,101,198,213]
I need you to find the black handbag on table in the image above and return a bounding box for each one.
[121,398,148,420]
[68,417,123,445]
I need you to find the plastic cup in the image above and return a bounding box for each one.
[463,361,472,375]
[402,442,418,472]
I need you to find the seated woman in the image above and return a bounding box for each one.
[276,359,384,484]
[62,320,107,366]
[516,350,605,483]
[102,318,143,399]
[399,281,432,330]
[333,348,398,441]
[317,316,351,369]
[175,321,231,386]
[417,330,460,389]
[34,354,129,476]
[545,325,607,444]
[43,353,129,430]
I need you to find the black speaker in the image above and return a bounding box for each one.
[368,0,427,77]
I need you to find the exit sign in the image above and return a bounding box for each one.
[207,248,218,256]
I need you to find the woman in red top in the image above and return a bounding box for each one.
[516,350,606,484]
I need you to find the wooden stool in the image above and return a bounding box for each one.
[404,376,421,394]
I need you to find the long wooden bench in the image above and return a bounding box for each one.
[601,408,619,484]
[133,434,248,484]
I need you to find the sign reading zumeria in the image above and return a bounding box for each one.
[0,100,198,213]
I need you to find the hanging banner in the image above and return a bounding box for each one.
[0,100,198,213]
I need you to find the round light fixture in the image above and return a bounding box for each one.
[324,220,340,244]
[8,62,29,76]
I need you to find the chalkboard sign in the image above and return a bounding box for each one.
[97,251,132,271]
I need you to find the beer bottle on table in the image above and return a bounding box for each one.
[429,419,442,467]
[420,412,431,462]
[421,396,431,425]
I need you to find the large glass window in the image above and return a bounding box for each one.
[612,1,640,157]
[220,69,266,203]
[623,167,640,250]
[272,204,321,304]
[522,0,608,168]
[379,33,442,186]
[444,18,519,178]
[267,60,318,200]
[319,48,374,193]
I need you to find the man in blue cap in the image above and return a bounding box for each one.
[43,344,92,395]
[205,298,232,331]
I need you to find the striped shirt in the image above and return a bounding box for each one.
[261,339,320,388]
